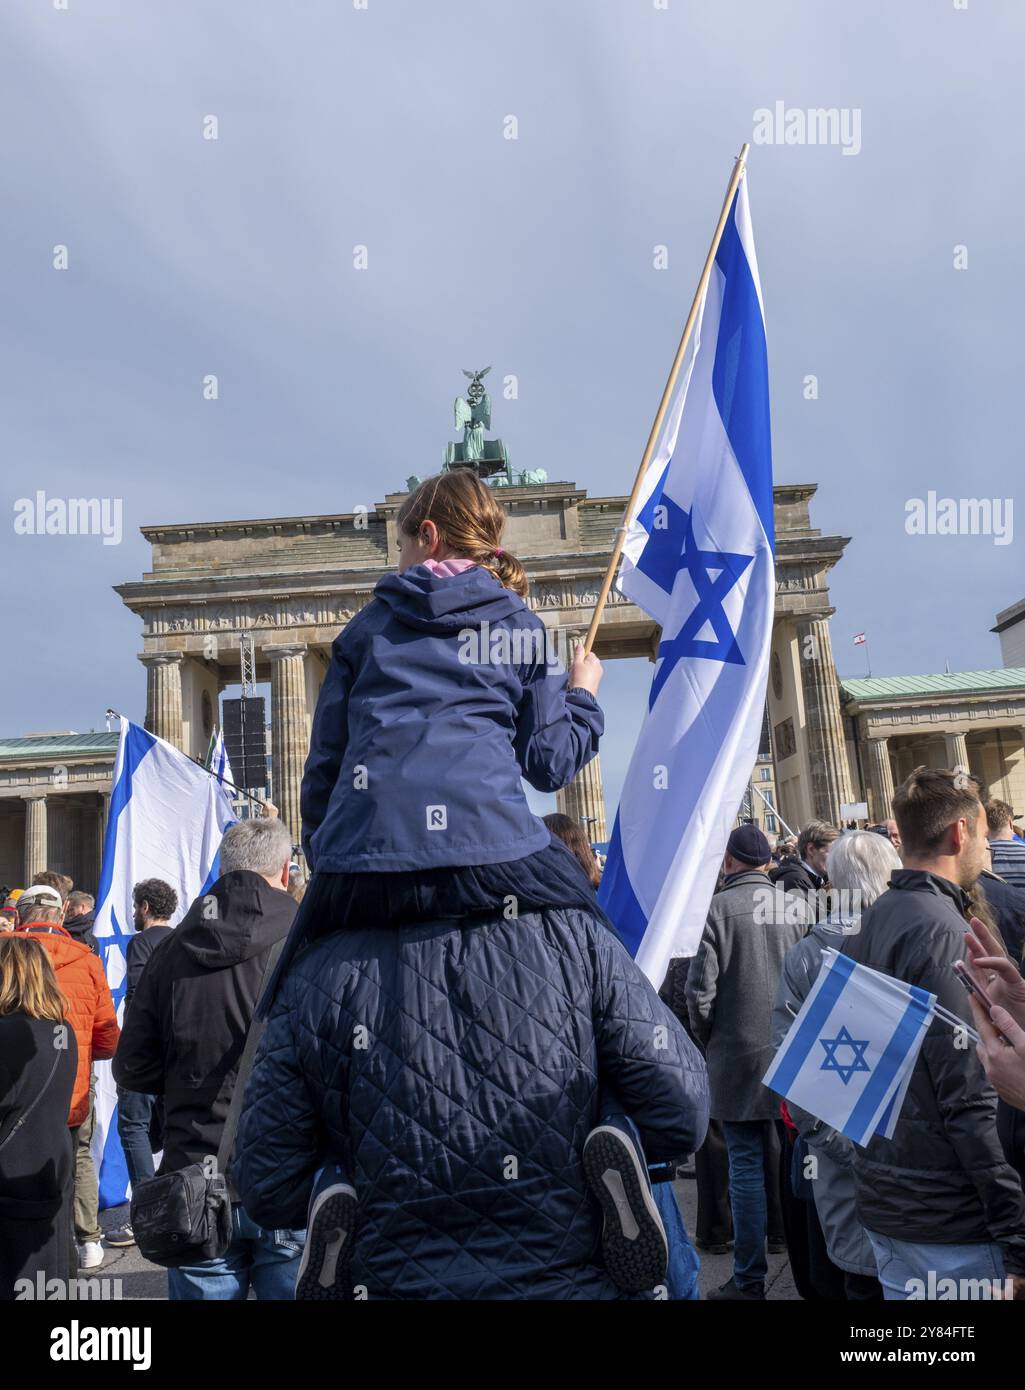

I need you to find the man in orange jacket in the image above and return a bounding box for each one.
[15,883,120,1272]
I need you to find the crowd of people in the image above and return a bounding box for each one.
[3,470,1025,1302]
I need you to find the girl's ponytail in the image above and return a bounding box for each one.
[397,471,530,598]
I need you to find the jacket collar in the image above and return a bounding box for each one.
[17,920,72,939]
[722,869,770,888]
[887,868,971,915]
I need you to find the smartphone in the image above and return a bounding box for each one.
[954,959,998,1013]
[954,960,1010,1045]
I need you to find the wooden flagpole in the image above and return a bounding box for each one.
[582,142,750,655]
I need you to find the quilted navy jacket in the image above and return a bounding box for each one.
[300,564,603,872]
[233,906,709,1300]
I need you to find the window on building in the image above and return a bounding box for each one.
[765,815,777,834]
[760,767,771,781]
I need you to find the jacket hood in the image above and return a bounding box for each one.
[174,870,296,971]
[65,912,95,938]
[374,564,523,634]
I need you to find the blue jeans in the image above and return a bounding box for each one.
[117,1087,157,1187]
[866,1230,1007,1301]
[722,1120,772,1293]
[166,1205,306,1300]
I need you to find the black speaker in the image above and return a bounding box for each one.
[222,697,268,790]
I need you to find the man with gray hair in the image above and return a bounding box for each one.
[114,817,302,1299]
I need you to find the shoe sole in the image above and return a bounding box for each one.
[295,1184,357,1301]
[582,1127,668,1294]
[105,1237,135,1248]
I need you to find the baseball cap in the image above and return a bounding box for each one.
[17,884,63,909]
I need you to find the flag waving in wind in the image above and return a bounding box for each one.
[599,174,774,988]
[206,725,236,791]
[92,717,236,1207]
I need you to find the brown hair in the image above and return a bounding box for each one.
[0,936,68,1021]
[892,766,981,859]
[986,799,1014,837]
[32,870,73,903]
[797,821,840,860]
[543,813,602,889]
[396,471,529,598]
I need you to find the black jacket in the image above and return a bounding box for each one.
[123,925,174,1013]
[63,910,99,958]
[977,870,1025,963]
[113,872,296,1174]
[842,869,1025,1272]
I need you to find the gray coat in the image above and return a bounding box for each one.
[685,870,807,1122]
[770,917,879,1277]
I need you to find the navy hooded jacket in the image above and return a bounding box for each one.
[301,564,603,872]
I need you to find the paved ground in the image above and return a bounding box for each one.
[96,1173,798,1301]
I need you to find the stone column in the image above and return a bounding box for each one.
[796,616,855,825]
[140,652,185,749]
[556,753,608,843]
[267,644,311,853]
[944,731,970,774]
[866,736,895,822]
[96,792,111,885]
[23,794,47,883]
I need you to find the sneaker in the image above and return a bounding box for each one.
[105,1224,135,1248]
[768,1238,788,1255]
[582,1119,668,1294]
[294,1165,357,1301]
[706,1276,765,1301]
[78,1241,105,1270]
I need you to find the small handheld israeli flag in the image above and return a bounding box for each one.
[764,949,936,1147]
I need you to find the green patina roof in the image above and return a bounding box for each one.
[842,669,1025,703]
[0,733,121,761]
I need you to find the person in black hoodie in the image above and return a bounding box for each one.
[842,766,1025,1298]
[113,818,301,1300]
[63,892,99,958]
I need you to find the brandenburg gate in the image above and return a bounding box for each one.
[115,480,855,854]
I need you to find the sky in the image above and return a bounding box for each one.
[2,0,1022,820]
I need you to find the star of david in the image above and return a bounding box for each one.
[97,906,134,1014]
[819,1025,871,1086]
[636,492,754,707]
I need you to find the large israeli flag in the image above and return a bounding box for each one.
[599,176,775,986]
[764,950,936,1147]
[92,717,236,1207]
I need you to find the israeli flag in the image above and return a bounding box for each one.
[764,950,936,1147]
[208,726,236,790]
[600,175,775,986]
[92,717,236,1207]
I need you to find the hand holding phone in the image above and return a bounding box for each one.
[954,960,1011,1045]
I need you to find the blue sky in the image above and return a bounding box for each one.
[3,0,1022,818]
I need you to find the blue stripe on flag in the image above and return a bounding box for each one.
[712,195,774,551]
[845,984,933,1143]
[769,951,857,1093]
[597,813,648,957]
